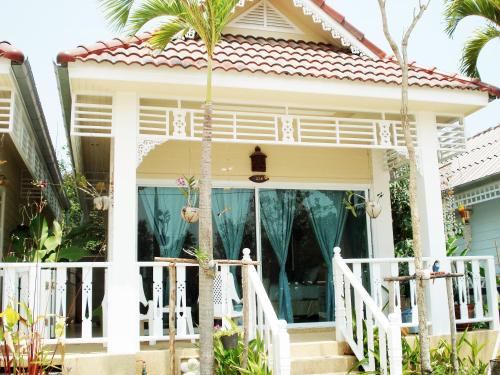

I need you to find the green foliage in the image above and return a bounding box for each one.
[0,303,65,374]
[7,214,89,262]
[444,0,500,78]
[214,333,271,375]
[390,167,414,257]
[350,328,488,374]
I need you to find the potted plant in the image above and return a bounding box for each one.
[344,191,384,218]
[214,318,241,350]
[177,176,199,223]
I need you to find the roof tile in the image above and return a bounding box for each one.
[57,34,500,96]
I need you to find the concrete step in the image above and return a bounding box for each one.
[290,340,342,358]
[291,354,356,375]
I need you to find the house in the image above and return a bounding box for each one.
[0,41,68,253]
[0,1,497,374]
[442,125,500,273]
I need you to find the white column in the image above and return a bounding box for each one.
[107,92,140,353]
[370,150,395,258]
[415,112,450,335]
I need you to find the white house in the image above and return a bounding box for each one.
[2,1,498,374]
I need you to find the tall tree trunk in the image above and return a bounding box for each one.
[400,46,431,373]
[376,1,432,373]
[199,56,214,375]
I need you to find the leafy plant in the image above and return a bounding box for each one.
[350,328,488,374]
[177,176,199,207]
[0,303,65,374]
[214,331,271,375]
[6,214,89,262]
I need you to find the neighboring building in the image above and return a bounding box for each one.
[0,41,68,253]
[442,125,500,273]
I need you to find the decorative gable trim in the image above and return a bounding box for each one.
[232,0,378,57]
[229,0,303,34]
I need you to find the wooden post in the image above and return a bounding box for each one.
[446,277,459,375]
[242,263,249,369]
[169,264,177,375]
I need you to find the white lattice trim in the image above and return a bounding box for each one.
[137,137,166,166]
[454,181,500,207]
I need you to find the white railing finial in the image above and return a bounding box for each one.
[334,247,342,258]
[242,248,252,261]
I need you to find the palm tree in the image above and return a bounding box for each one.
[444,0,500,78]
[99,0,238,373]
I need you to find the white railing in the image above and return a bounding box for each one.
[342,255,499,330]
[137,103,415,151]
[137,261,199,343]
[139,249,290,374]
[0,262,109,344]
[244,249,290,375]
[334,248,402,374]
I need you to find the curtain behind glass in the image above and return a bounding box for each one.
[138,187,191,258]
[212,188,251,264]
[302,190,347,321]
[260,189,296,323]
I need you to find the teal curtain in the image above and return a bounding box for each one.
[212,189,251,267]
[138,187,191,258]
[260,189,296,323]
[302,190,347,321]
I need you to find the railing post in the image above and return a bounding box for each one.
[273,320,290,375]
[333,247,345,342]
[485,257,499,330]
[387,313,403,375]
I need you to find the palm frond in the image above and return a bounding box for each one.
[149,21,190,50]
[99,0,137,31]
[444,0,500,37]
[459,24,500,78]
[127,0,186,35]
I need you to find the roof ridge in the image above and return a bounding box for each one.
[0,41,25,63]
[467,123,500,140]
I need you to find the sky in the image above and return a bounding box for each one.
[0,0,498,161]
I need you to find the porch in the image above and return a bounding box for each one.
[0,249,498,374]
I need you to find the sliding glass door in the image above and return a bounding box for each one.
[137,185,369,325]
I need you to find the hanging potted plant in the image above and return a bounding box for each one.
[177,176,199,223]
[344,191,384,218]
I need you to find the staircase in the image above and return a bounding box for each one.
[289,328,357,375]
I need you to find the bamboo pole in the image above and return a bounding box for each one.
[155,257,259,266]
[384,273,463,282]
[446,277,459,375]
[169,264,176,375]
[242,263,249,369]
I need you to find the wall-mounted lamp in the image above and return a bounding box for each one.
[249,146,269,183]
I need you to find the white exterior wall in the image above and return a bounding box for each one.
[106,92,140,354]
[415,112,450,335]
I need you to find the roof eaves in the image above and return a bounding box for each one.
[0,41,25,64]
[11,60,70,210]
[309,0,386,58]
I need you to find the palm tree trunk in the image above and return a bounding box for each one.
[401,42,432,374]
[199,56,214,375]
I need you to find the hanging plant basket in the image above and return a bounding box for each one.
[365,200,382,218]
[181,206,199,223]
[93,196,111,211]
[220,333,239,350]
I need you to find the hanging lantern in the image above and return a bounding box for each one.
[249,146,269,183]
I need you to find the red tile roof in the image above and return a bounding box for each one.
[0,41,25,64]
[56,33,500,96]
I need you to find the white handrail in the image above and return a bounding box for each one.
[343,254,499,330]
[334,247,402,375]
[243,249,290,375]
